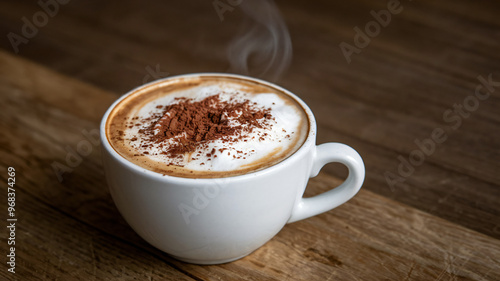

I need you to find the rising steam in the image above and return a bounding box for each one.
[227,0,292,81]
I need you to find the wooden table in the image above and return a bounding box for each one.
[1,0,499,280]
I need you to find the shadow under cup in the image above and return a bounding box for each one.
[100,73,365,264]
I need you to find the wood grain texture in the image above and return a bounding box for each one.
[0,0,499,279]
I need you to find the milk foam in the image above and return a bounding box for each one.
[123,83,304,172]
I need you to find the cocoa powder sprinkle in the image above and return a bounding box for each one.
[137,94,272,159]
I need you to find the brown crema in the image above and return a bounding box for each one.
[106,76,309,178]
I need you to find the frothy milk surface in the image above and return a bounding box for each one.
[106,76,309,178]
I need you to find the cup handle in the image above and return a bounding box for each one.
[287,143,365,223]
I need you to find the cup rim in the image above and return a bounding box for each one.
[100,73,317,183]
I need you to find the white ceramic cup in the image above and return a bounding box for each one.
[100,73,365,264]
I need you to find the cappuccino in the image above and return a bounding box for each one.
[106,75,308,178]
